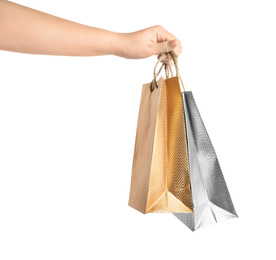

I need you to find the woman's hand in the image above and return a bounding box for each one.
[115,25,182,66]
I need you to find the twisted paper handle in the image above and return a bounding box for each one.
[150,51,185,92]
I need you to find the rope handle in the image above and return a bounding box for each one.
[150,51,185,92]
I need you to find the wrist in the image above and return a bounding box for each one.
[110,32,128,58]
[86,27,128,57]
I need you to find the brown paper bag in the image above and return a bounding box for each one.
[128,59,193,214]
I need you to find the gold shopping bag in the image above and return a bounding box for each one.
[128,53,193,214]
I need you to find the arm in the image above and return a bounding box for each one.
[0,0,182,62]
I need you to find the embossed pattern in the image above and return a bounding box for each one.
[128,76,193,213]
[173,91,238,231]
[128,78,161,213]
[146,77,193,213]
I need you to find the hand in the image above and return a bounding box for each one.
[116,25,182,68]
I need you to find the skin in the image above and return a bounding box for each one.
[0,0,182,68]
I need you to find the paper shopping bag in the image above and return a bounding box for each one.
[128,65,193,214]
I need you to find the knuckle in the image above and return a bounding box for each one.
[155,24,163,30]
[161,42,168,52]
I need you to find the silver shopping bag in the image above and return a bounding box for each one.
[173,90,238,231]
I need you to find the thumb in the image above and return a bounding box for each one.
[155,39,177,54]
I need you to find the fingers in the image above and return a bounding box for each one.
[154,39,182,60]
[153,25,182,64]
[157,53,175,68]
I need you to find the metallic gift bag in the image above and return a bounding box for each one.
[128,59,193,214]
[173,90,238,231]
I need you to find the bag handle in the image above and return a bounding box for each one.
[150,51,186,92]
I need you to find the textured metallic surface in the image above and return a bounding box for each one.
[129,76,193,213]
[173,91,238,230]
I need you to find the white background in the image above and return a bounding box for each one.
[0,0,275,259]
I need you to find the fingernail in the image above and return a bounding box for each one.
[169,39,176,48]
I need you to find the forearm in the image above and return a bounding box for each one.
[0,0,124,56]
